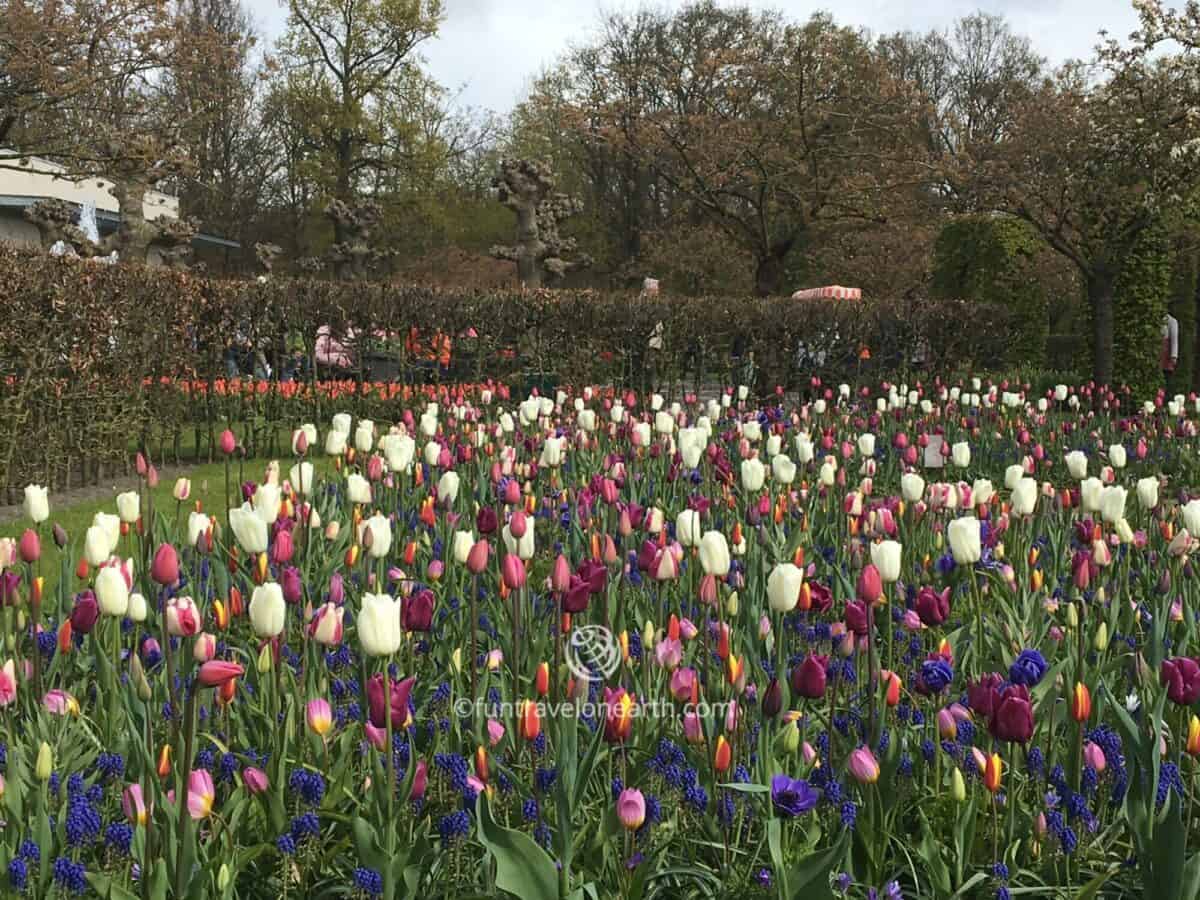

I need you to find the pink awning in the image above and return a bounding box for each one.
[790,285,862,300]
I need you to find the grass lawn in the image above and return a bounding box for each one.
[2,454,338,599]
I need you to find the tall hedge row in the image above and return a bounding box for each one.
[1169,241,1198,394]
[1114,221,1172,401]
[0,248,1018,496]
[931,217,1049,368]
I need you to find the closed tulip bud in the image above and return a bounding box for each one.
[1066,603,1078,628]
[1094,622,1109,651]
[36,741,53,781]
[193,632,217,663]
[777,719,801,754]
[257,643,273,674]
[220,430,237,455]
[950,767,966,802]
[1188,716,1200,757]
[762,678,783,718]
[157,745,172,778]
[131,654,152,701]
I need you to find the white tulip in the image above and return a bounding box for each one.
[698,531,730,577]
[632,423,652,447]
[901,473,925,503]
[95,566,129,617]
[1108,444,1127,469]
[740,458,765,492]
[116,491,140,524]
[676,510,702,547]
[379,434,414,474]
[127,592,148,622]
[437,471,460,504]
[502,522,535,560]
[743,421,762,443]
[453,530,475,564]
[871,540,902,584]
[325,429,347,455]
[1065,451,1088,480]
[947,517,982,565]
[1183,499,1200,535]
[420,412,439,437]
[1004,464,1025,491]
[23,484,49,523]
[354,420,375,453]
[1137,476,1159,510]
[540,437,565,467]
[331,413,352,435]
[767,563,804,613]
[362,513,392,558]
[1012,478,1038,516]
[972,479,994,507]
[93,513,120,555]
[229,503,269,554]
[1100,486,1127,524]
[289,462,314,495]
[578,409,597,432]
[249,582,286,637]
[772,454,796,484]
[951,442,970,468]
[1080,477,1103,513]
[343,474,371,507]
[795,436,814,464]
[359,593,403,657]
[187,511,210,549]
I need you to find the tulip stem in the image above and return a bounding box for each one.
[470,574,478,708]
[174,682,198,900]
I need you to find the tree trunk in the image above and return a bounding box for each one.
[1088,269,1115,386]
[515,203,542,288]
[754,251,786,297]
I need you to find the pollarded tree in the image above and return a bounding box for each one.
[490,159,593,288]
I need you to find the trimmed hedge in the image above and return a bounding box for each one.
[932,216,1049,367]
[0,248,1018,494]
[1170,242,1198,394]
[1113,220,1171,400]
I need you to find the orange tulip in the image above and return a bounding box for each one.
[57,619,72,655]
[157,744,173,778]
[726,653,744,686]
[212,599,229,631]
[229,586,244,617]
[519,699,541,741]
[535,662,550,697]
[983,753,1002,793]
[1070,683,1091,722]
[714,735,732,773]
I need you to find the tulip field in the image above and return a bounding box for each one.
[6,378,1200,899]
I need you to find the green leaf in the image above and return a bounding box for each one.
[786,833,845,900]
[1071,869,1114,900]
[476,793,560,900]
[352,816,389,876]
[718,782,770,794]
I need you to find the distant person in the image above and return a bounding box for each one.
[1163,312,1179,387]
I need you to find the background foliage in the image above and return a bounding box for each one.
[0,250,1017,497]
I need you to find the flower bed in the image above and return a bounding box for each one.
[1,379,1199,898]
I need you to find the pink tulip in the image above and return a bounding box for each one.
[43,689,77,716]
[0,659,15,706]
[220,430,237,455]
[17,530,39,564]
[165,597,200,637]
[847,746,880,784]
[123,784,149,825]
[306,698,333,736]
[150,544,179,586]
[501,555,526,590]
[617,788,646,830]
[197,660,243,688]
[242,767,269,794]
[411,759,428,801]
[186,770,216,819]
[466,540,490,574]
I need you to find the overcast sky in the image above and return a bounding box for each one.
[245,0,1143,114]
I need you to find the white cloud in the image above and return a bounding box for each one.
[246,0,1140,113]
